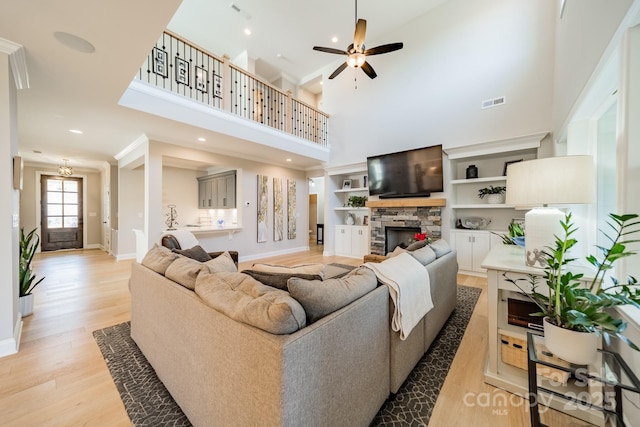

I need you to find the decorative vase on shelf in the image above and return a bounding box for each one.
[543,317,599,365]
[487,193,504,204]
[345,213,355,225]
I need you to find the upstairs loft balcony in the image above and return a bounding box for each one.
[129,31,329,151]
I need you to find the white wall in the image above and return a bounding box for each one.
[322,0,555,168]
[553,0,633,139]
[0,53,20,357]
[117,167,144,258]
[162,166,201,225]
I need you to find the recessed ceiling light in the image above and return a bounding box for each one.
[320,81,323,85]
[244,28,252,36]
[53,32,95,53]
[331,36,339,43]
[197,137,206,142]
[285,158,292,162]
[69,129,83,134]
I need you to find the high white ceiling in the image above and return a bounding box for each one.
[0,0,448,171]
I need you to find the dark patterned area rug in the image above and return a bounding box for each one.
[93,285,481,427]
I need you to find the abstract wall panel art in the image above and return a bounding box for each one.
[257,175,268,243]
[273,177,284,241]
[287,179,296,240]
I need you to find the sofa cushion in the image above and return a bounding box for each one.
[387,246,407,258]
[204,251,238,273]
[173,245,212,262]
[288,267,377,324]
[141,244,178,275]
[251,263,325,279]
[165,256,205,290]
[406,239,429,252]
[429,239,452,257]
[242,270,323,290]
[195,271,306,334]
[408,245,437,266]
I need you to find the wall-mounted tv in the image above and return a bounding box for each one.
[367,145,443,199]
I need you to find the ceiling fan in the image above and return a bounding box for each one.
[313,1,404,80]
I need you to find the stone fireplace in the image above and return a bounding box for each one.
[384,226,421,254]
[369,206,442,256]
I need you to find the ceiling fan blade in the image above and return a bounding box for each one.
[313,46,348,55]
[361,61,377,79]
[364,42,404,56]
[329,62,348,79]
[353,18,367,50]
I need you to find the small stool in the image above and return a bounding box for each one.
[316,224,324,245]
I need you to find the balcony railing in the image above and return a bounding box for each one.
[136,31,329,147]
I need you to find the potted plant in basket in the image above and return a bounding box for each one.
[504,213,640,364]
[478,185,506,204]
[19,227,45,317]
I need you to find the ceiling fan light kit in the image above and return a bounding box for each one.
[313,1,403,80]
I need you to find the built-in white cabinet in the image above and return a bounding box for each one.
[335,225,369,258]
[197,171,236,209]
[451,229,504,274]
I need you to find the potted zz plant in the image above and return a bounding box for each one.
[504,213,640,365]
[19,227,45,317]
[478,185,506,204]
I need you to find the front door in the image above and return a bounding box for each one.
[40,175,83,251]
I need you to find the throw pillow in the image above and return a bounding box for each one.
[288,267,377,324]
[141,244,178,275]
[242,270,323,290]
[387,246,406,258]
[166,230,199,250]
[429,239,452,258]
[409,245,437,266]
[173,245,212,262]
[165,256,205,290]
[195,271,306,334]
[406,239,429,252]
[251,263,325,279]
[204,251,238,273]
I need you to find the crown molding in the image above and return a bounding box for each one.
[0,37,29,89]
[443,132,549,160]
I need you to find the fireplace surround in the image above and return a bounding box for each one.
[369,206,442,255]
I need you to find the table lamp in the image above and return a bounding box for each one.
[505,155,595,268]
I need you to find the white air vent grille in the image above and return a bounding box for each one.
[481,96,506,109]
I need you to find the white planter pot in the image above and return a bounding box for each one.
[19,294,34,317]
[486,193,505,204]
[543,317,598,365]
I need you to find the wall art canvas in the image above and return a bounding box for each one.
[257,175,269,243]
[195,66,208,93]
[287,179,297,240]
[175,57,189,85]
[273,177,284,241]
[152,47,168,78]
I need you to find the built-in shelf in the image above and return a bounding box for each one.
[334,187,368,193]
[451,176,507,185]
[452,204,515,209]
[334,207,369,211]
[366,198,446,208]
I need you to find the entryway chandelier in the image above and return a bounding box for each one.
[58,159,73,176]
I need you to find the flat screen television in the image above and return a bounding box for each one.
[367,145,443,198]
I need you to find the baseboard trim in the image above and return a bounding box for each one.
[0,317,22,358]
[116,253,137,262]
[239,246,311,263]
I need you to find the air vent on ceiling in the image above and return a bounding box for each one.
[229,3,251,19]
[481,96,506,109]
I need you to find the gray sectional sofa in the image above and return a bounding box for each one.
[129,247,458,427]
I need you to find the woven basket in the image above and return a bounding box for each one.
[500,334,569,383]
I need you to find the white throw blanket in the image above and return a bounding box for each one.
[365,252,433,340]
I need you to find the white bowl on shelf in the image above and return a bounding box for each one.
[460,217,491,229]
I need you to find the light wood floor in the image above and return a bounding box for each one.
[0,246,589,426]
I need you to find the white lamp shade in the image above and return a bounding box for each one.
[505,155,596,207]
[505,155,595,267]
